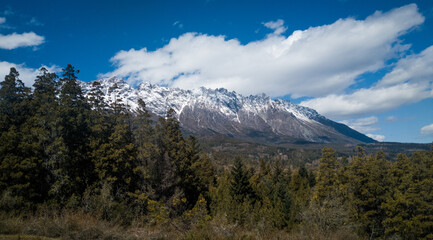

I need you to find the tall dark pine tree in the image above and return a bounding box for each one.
[313,147,340,203]
[49,64,92,205]
[346,147,389,238]
[0,68,36,208]
[133,99,154,195]
[93,98,137,198]
[87,80,114,188]
[0,67,30,131]
[153,110,181,196]
[230,157,255,202]
[179,135,215,208]
[18,68,59,203]
[382,151,433,239]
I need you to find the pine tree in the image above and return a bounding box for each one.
[272,172,292,228]
[92,88,138,199]
[0,68,35,208]
[229,157,254,202]
[149,108,192,215]
[49,64,92,205]
[288,166,310,225]
[0,67,30,131]
[346,147,389,238]
[382,151,433,239]
[313,147,340,203]
[150,116,177,203]
[17,67,59,203]
[133,99,154,195]
[181,136,215,208]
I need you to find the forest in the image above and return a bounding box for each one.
[0,65,432,239]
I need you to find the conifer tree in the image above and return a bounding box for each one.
[0,67,30,131]
[146,107,190,215]
[92,89,138,199]
[346,147,389,238]
[18,68,59,203]
[382,151,433,239]
[288,167,310,225]
[229,157,254,202]
[0,68,35,208]
[133,99,154,195]
[49,64,92,205]
[182,136,215,208]
[313,147,339,203]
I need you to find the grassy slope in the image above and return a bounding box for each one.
[0,235,60,240]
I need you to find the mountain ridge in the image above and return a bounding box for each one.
[79,77,376,144]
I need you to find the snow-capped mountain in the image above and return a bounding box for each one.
[79,77,375,144]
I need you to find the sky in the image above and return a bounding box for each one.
[1,0,433,143]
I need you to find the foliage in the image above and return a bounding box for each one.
[0,66,432,239]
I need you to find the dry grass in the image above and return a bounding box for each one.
[0,209,362,240]
[0,235,60,240]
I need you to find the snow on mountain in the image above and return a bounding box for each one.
[79,77,375,144]
[80,77,318,122]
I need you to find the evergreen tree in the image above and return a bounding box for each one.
[346,147,389,238]
[149,108,186,213]
[313,147,340,203]
[288,166,310,225]
[229,157,254,202]
[132,99,154,196]
[382,151,433,239]
[18,68,59,203]
[92,88,138,199]
[0,67,30,131]
[0,68,35,208]
[49,64,92,205]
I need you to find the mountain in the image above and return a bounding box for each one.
[79,77,376,144]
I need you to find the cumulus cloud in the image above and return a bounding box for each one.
[366,134,386,142]
[0,17,5,24]
[421,123,433,135]
[340,116,385,141]
[301,45,433,119]
[340,116,379,133]
[0,32,45,50]
[263,19,287,35]
[301,82,431,119]
[102,4,424,99]
[0,61,60,87]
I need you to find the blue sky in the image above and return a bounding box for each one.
[1,0,433,143]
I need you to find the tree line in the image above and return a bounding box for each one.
[0,65,432,239]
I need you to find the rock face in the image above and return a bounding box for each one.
[79,77,376,144]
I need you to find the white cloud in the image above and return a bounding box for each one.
[340,116,379,133]
[301,82,431,119]
[301,45,433,119]
[421,123,433,135]
[366,134,386,142]
[341,116,385,141]
[0,61,60,87]
[102,4,424,99]
[378,46,433,87]
[263,19,287,35]
[0,32,45,50]
[27,17,43,26]
[0,17,5,24]
[386,116,397,122]
[173,21,183,29]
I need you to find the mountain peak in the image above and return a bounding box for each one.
[79,78,375,144]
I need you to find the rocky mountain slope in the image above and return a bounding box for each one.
[79,77,376,144]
